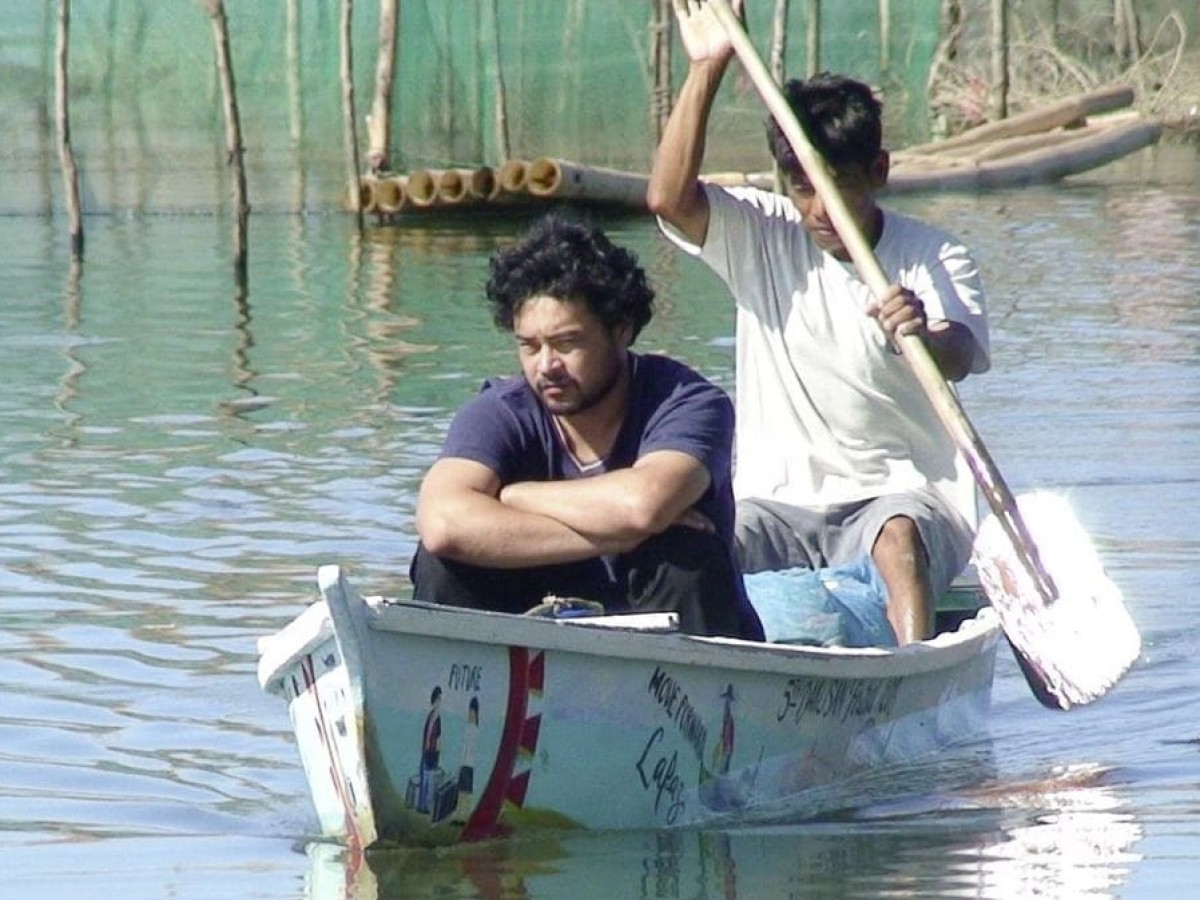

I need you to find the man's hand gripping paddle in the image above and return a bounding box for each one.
[702,0,1140,709]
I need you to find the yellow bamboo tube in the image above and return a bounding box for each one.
[497,158,529,194]
[375,175,408,213]
[358,175,381,213]
[435,169,469,204]
[526,157,650,208]
[463,166,499,201]
[406,169,441,207]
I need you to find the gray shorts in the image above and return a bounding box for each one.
[734,487,974,599]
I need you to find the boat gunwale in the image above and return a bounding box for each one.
[358,594,1001,679]
[257,567,1002,693]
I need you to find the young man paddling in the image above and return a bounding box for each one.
[646,1,990,644]
[410,214,764,641]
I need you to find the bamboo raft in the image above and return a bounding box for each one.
[356,88,1161,216]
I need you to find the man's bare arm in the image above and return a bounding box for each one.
[499,450,713,541]
[416,458,627,568]
[645,1,744,246]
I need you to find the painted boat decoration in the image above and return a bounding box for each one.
[258,565,1001,849]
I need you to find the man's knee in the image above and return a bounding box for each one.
[625,527,761,640]
[873,516,926,564]
[410,545,529,613]
[734,498,815,573]
[629,526,728,579]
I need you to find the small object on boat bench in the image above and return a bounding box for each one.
[523,596,607,619]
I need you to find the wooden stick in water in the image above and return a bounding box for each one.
[201,0,249,285]
[55,0,83,260]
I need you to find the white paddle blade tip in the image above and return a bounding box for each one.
[972,491,1141,710]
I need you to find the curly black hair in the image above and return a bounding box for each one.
[485,214,655,342]
[765,72,883,181]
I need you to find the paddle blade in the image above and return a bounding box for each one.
[972,491,1141,710]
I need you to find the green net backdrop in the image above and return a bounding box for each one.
[2,1,1192,216]
[1,0,946,214]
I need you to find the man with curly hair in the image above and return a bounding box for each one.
[409,214,764,640]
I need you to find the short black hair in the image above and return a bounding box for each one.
[485,214,654,342]
[765,72,883,180]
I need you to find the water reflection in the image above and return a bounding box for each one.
[946,764,1143,898]
[300,761,1139,899]
[1105,186,1199,354]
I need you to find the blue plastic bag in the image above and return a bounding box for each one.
[744,557,897,648]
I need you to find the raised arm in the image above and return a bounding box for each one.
[645,0,744,246]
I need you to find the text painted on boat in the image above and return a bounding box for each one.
[447,663,482,692]
[634,667,720,824]
[777,675,902,725]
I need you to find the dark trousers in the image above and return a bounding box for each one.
[409,526,763,641]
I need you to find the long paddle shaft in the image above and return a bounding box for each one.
[706,0,1059,608]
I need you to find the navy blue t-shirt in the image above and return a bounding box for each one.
[439,352,737,542]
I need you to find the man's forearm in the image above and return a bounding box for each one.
[418,491,630,568]
[500,458,708,545]
[500,473,655,546]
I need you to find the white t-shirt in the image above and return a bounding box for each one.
[659,184,989,524]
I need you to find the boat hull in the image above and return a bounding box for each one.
[259,566,1000,847]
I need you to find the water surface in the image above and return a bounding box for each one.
[1,143,1198,898]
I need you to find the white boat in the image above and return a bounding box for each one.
[258,565,1001,849]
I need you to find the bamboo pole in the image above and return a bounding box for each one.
[904,85,1134,155]
[770,0,788,83]
[989,0,1009,121]
[359,174,381,213]
[340,0,363,228]
[366,0,398,173]
[201,0,248,285]
[466,166,498,201]
[286,0,305,213]
[498,158,530,194]
[886,117,1161,194]
[406,169,441,207]
[487,0,512,162]
[375,175,407,212]
[651,0,673,145]
[55,0,83,260]
[927,0,963,121]
[878,0,890,72]
[805,0,820,78]
[770,0,789,194]
[1114,0,1141,66]
[526,157,649,208]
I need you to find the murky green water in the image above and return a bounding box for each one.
[1,143,1198,898]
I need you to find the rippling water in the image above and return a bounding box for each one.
[1,144,1198,898]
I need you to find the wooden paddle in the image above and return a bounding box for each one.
[704,0,1140,709]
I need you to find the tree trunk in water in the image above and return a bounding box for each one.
[340,0,363,227]
[805,0,820,78]
[366,0,398,173]
[201,0,249,287]
[771,0,789,193]
[989,0,1009,121]
[650,0,673,146]
[56,0,83,260]
[1113,0,1141,66]
[488,0,512,162]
